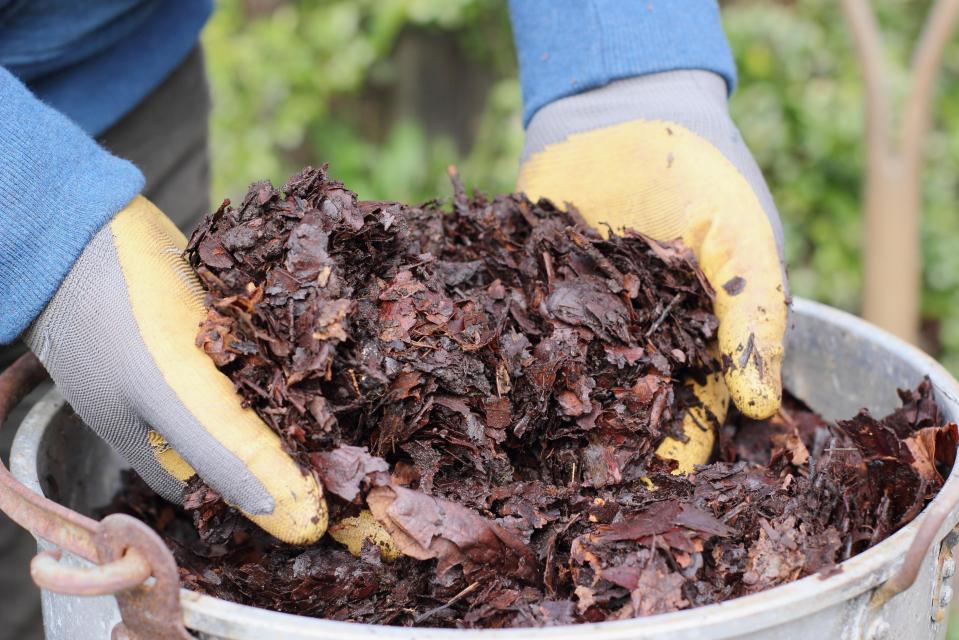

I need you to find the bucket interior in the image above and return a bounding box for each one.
[34,409,125,518]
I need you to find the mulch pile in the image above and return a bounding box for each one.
[107,166,958,627]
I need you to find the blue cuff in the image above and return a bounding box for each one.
[27,0,213,136]
[509,0,737,125]
[0,67,144,343]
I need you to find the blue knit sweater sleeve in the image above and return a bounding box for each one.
[508,0,737,125]
[0,67,144,343]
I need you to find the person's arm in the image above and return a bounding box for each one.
[509,1,788,422]
[0,68,326,544]
[509,0,737,126]
[0,66,142,340]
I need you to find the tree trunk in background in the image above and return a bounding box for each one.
[843,0,959,345]
[392,30,495,152]
[326,29,495,154]
[861,155,921,342]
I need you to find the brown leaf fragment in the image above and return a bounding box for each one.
[674,504,736,537]
[574,585,596,614]
[198,236,234,269]
[195,309,237,367]
[771,430,810,466]
[605,344,645,366]
[389,371,423,400]
[600,564,640,590]
[312,299,353,341]
[905,427,946,485]
[595,501,733,542]
[286,216,330,280]
[311,446,388,503]
[557,390,590,416]
[435,395,486,445]
[308,396,337,433]
[545,282,631,343]
[483,396,512,441]
[629,566,688,616]
[742,517,804,591]
[366,483,538,582]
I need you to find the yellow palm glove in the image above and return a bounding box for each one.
[519,71,788,468]
[25,197,326,544]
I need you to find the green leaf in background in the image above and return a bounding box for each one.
[203,0,520,203]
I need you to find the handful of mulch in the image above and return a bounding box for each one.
[108,165,958,627]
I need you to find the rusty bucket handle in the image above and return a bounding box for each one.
[868,469,959,610]
[0,353,190,639]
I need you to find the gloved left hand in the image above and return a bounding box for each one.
[24,196,327,544]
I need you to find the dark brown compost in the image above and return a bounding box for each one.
[107,166,958,628]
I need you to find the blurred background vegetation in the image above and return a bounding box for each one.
[201,0,959,369]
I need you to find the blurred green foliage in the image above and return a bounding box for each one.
[202,0,521,203]
[202,0,959,370]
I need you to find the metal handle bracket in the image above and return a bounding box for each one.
[0,354,190,640]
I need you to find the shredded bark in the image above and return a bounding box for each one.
[105,165,957,627]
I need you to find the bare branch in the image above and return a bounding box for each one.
[901,0,959,161]
[840,0,892,157]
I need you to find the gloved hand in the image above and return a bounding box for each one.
[24,196,326,544]
[519,71,788,467]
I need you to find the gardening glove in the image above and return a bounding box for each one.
[519,71,788,465]
[24,196,327,544]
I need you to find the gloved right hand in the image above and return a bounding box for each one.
[25,196,327,544]
[518,71,789,472]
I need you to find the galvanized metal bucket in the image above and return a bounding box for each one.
[5,297,959,639]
